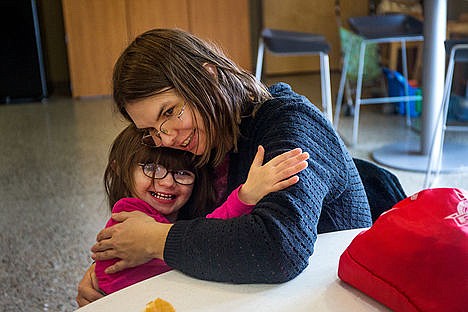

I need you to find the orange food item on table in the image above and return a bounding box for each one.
[144,297,176,312]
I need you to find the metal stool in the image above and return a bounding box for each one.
[255,28,333,122]
[424,40,468,188]
[334,14,424,145]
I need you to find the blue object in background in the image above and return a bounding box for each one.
[383,68,421,117]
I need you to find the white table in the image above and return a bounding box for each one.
[76,228,389,312]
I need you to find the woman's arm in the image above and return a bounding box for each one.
[80,220,170,306]
[79,200,173,305]
[162,85,370,283]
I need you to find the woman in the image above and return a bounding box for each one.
[77,28,403,306]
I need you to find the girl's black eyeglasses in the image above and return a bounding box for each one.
[138,163,195,185]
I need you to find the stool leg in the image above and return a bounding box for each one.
[353,41,366,145]
[334,50,350,128]
[255,37,265,81]
[345,81,354,113]
[412,42,423,81]
[401,40,412,127]
[424,48,456,188]
[320,52,333,123]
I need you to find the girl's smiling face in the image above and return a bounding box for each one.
[125,89,207,156]
[131,163,194,222]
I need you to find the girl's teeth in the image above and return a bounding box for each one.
[150,192,175,200]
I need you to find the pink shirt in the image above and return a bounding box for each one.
[95,185,253,294]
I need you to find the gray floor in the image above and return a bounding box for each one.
[1,73,467,311]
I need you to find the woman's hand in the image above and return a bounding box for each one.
[76,263,103,307]
[91,210,173,274]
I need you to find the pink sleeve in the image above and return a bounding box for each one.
[109,197,170,224]
[205,185,254,219]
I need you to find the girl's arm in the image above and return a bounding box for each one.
[206,145,308,219]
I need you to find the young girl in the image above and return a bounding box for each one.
[95,124,309,294]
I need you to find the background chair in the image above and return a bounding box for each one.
[424,40,468,188]
[255,28,333,122]
[334,27,383,127]
[376,0,424,82]
[334,14,423,145]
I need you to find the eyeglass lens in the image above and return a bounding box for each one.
[140,163,195,185]
[141,102,186,147]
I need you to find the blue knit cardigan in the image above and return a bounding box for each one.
[165,83,373,283]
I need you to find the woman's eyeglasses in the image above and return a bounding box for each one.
[141,102,186,147]
[138,163,195,185]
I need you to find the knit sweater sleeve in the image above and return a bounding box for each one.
[164,83,371,283]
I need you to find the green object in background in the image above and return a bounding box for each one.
[415,88,422,115]
[339,27,382,83]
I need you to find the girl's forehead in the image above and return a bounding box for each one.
[137,148,194,168]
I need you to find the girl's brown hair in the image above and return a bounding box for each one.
[112,28,272,167]
[104,124,216,219]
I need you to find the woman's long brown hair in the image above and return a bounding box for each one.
[112,28,272,168]
[104,124,216,219]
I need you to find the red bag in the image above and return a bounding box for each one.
[338,188,468,312]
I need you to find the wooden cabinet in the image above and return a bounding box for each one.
[262,0,369,74]
[189,0,251,73]
[62,0,128,98]
[125,0,190,39]
[62,0,251,98]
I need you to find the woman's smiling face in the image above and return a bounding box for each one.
[125,89,207,156]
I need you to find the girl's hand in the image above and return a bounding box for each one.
[239,145,309,205]
[91,210,173,274]
[76,263,103,307]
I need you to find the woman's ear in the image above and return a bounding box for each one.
[203,62,218,79]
